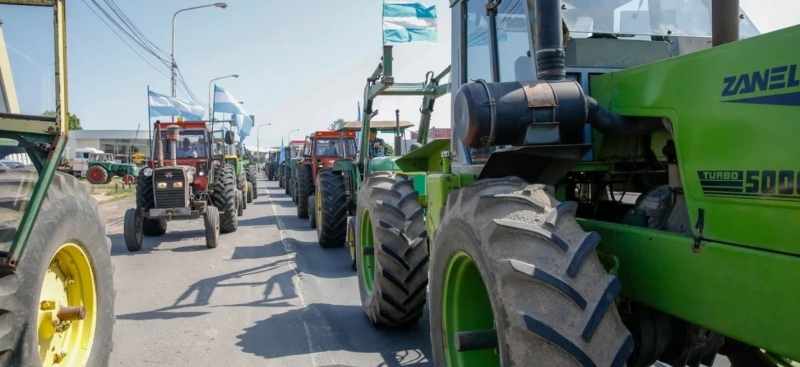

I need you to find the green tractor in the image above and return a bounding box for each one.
[283,140,304,199]
[264,149,279,181]
[340,0,800,365]
[0,1,115,365]
[85,152,140,185]
[212,122,251,215]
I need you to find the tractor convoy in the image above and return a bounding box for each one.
[277,0,800,366]
[1,0,797,366]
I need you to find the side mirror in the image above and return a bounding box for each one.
[224,131,234,145]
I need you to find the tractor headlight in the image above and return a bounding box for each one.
[187,167,196,175]
[142,168,153,177]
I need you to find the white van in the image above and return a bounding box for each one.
[72,147,104,177]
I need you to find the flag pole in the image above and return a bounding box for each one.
[147,85,153,166]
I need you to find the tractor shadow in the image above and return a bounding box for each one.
[117,240,297,321]
[236,303,433,367]
[109,228,208,256]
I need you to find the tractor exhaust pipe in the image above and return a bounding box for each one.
[533,0,566,81]
[155,121,164,168]
[712,0,739,46]
[166,125,180,167]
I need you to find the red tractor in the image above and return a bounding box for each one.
[293,130,358,247]
[123,120,240,251]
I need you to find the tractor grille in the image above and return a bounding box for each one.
[153,168,187,208]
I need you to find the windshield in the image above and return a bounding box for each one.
[560,0,760,38]
[153,129,209,159]
[312,138,357,157]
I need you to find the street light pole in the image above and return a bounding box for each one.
[172,2,227,97]
[257,123,272,160]
[287,128,300,146]
[208,73,238,119]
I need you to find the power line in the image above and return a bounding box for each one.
[102,0,170,59]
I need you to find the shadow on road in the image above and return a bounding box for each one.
[236,303,432,367]
[109,228,209,256]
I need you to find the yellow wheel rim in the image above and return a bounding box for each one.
[348,220,356,260]
[38,243,97,367]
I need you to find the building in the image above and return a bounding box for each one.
[66,129,152,162]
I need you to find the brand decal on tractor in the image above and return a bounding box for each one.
[698,170,800,201]
[721,64,800,106]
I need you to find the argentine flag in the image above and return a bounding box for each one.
[382,1,437,44]
[148,88,205,120]
[213,85,253,137]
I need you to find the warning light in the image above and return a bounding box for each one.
[177,117,184,122]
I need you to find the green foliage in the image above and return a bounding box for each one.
[328,118,346,131]
[42,110,82,130]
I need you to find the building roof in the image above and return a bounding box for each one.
[339,120,414,131]
[69,129,151,140]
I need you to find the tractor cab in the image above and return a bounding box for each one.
[146,120,213,193]
[300,130,358,178]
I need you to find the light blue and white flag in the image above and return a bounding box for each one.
[148,88,205,120]
[278,137,285,164]
[382,1,437,44]
[213,85,253,137]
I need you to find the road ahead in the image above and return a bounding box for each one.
[107,177,432,367]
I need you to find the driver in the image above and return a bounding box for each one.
[322,140,338,156]
[177,137,198,158]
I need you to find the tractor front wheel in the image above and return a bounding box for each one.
[284,167,292,195]
[246,181,254,204]
[316,168,347,248]
[86,166,108,185]
[212,164,238,233]
[123,208,143,252]
[355,172,428,327]
[237,190,245,217]
[347,217,356,271]
[430,177,633,367]
[0,171,115,366]
[296,164,313,219]
[204,206,220,249]
[246,164,258,199]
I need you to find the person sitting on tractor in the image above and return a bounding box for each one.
[178,137,198,158]
[322,140,338,156]
[368,128,385,158]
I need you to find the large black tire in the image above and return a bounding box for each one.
[246,181,254,204]
[316,168,347,248]
[308,195,317,229]
[237,190,244,217]
[430,177,633,367]
[135,171,167,237]
[212,164,238,234]
[296,164,313,219]
[246,164,258,199]
[204,206,220,249]
[278,166,284,188]
[284,167,292,195]
[123,208,142,252]
[354,172,428,327]
[0,170,115,366]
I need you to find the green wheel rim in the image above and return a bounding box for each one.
[359,209,376,293]
[442,251,498,367]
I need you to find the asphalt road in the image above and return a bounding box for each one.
[107,177,432,367]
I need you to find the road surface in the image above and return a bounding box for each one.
[107,177,432,367]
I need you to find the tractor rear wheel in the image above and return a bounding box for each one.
[296,164,313,219]
[246,163,258,199]
[86,165,108,185]
[204,206,220,249]
[212,164,238,234]
[315,168,347,248]
[0,170,115,366]
[278,166,285,188]
[355,172,428,327]
[135,172,167,237]
[430,177,633,367]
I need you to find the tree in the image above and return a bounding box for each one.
[328,118,346,131]
[384,143,394,155]
[42,110,83,130]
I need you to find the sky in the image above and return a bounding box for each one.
[1,0,799,150]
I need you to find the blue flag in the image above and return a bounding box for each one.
[382,2,437,44]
